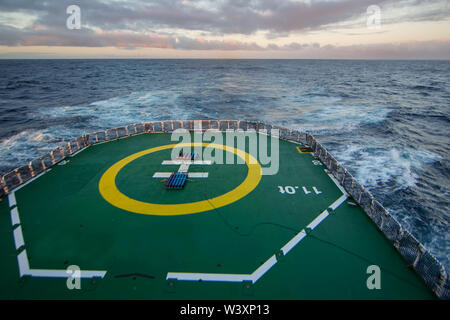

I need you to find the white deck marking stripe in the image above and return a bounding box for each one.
[153,172,209,178]
[166,273,251,282]
[251,255,277,283]
[8,193,16,207]
[329,194,348,210]
[307,210,329,230]
[167,254,278,283]
[178,163,190,173]
[10,192,107,279]
[187,172,209,178]
[17,250,30,277]
[13,226,25,250]
[162,160,211,165]
[29,269,106,278]
[28,270,71,278]
[153,172,172,178]
[10,207,20,226]
[166,190,349,282]
[281,230,307,255]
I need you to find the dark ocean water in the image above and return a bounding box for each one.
[0,59,449,269]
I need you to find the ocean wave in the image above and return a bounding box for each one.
[294,104,391,133]
[0,130,58,171]
[0,125,92,173]
[38,90,190,130]
[409,85,441,91]
[331,144,442,190]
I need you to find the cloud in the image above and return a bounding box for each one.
[174,36,264,50]
[295,40,450,59]
[0,24,307,51]
[0,0,449,36]
[0,25,175,48]
[0,0,449,59]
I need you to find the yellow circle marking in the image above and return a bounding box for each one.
[99,143,262,215]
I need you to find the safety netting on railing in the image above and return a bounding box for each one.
[0,119,447,299]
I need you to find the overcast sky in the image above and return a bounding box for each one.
[0,0,449,59]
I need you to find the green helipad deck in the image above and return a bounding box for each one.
[0,122,443,299]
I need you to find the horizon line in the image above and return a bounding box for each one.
[0,57,449,61]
